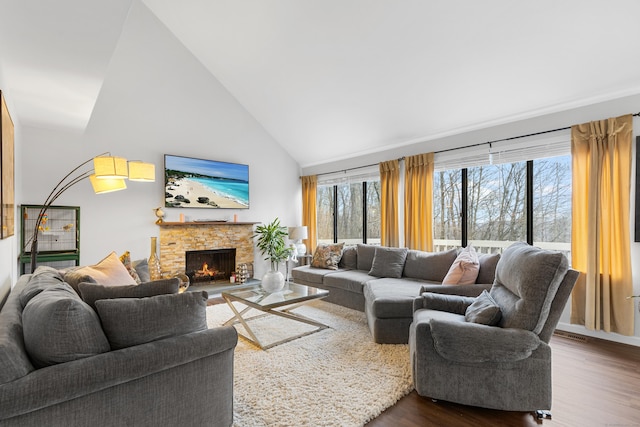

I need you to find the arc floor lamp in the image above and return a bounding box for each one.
[27,152,155,273]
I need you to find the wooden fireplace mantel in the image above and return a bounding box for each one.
[158,221,259,226]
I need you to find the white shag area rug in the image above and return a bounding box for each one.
[206,300,413,427]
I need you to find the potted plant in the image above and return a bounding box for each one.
[253,218,294,292]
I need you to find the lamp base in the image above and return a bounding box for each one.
[294,242,307,256]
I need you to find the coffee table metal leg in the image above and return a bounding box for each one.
[221,296,330,350]
[222,296,265,349]
[272,307,329,330]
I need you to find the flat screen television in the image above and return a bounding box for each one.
[164,154,249,209]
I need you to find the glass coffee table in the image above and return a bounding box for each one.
[222,282,330,350]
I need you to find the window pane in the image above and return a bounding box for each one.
[336,182,363,245]
[366,179,381,245]
[433,169,462,250]
[316,184,334,244]
[533,156,571,256]
[467,163,526,252]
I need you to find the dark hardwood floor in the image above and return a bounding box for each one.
[208,297,640,426]
[367,333,640,426]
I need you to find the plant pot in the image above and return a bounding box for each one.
[261,270,285,293]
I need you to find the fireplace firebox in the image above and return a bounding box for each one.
[185,248,236,284]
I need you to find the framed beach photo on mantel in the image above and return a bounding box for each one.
[164,154,249,209]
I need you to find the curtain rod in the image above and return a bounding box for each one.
[310,112,640,177]
[313,157,404,178]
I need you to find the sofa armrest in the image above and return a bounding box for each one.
[0,326,238,420]
[413,293,475,314]
[427,318,541,363]
[419,283,491,297]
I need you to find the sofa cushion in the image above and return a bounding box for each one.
[18,266,66,307]
[64,251,137,292]
[428,318,541,363]
[22,284,110,368]
[369,247,408,278]
[323,270,376,294]
[95,291,208,350]
[338,245,358,269]
[442,245,479,285]
[420,293,476,314]
[356,244,377,271]
[291,265,343,285]
[403,248,458,282]
[490,242,568,334]
[78,278,180,310]
[364,279,424,318]
[465,290,502,325]
[311,243,345,270]
[0,276,35,384]
[476,252,500,284]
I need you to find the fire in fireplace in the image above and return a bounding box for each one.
[185,248,236,284]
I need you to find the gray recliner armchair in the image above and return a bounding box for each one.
[409,242,579,413]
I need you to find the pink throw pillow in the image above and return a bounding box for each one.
[442,245,480,285]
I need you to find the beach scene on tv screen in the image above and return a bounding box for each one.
[165,155,249,209]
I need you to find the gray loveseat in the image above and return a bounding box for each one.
[0,268,237,427]
[292,244,499,344]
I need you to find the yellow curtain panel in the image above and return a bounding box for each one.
[301,175,318,254]
[571,114,634,336]
[379,159,400,247]
[404,153,434,251]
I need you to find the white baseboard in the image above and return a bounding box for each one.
[556,322,640,347]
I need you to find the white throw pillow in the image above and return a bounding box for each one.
[64,251,138,291]
[442,245,480,285]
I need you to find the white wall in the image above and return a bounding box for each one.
[303,94,640,346]
[18,2,301,280]
[0,66,20,290]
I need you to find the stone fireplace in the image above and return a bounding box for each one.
[158,221,256,281]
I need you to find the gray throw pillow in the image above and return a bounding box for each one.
[132,258,151,283]
[338,245,358,269]
[465,290,502,326]
[477,253,500,284]
[356,244,377,271]
[78,278,180,310]
[402,248,458,282]
[95,291,208,350]
[368,247,408,278]
[22,285,110,368]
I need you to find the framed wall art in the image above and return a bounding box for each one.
[636,136,640,242]
[1,90,15,239]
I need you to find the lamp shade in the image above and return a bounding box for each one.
[89,174,127,194]
[128,161,156,182]
[94,156,128,179]
[288,226,308,241]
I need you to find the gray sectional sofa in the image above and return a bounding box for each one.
[292,243,500,344]
[0,267,237,427]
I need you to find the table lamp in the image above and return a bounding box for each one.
[288,226,308,256]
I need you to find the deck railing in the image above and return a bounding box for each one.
[317,238,571,259]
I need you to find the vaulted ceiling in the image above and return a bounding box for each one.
[2,0,640,167]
